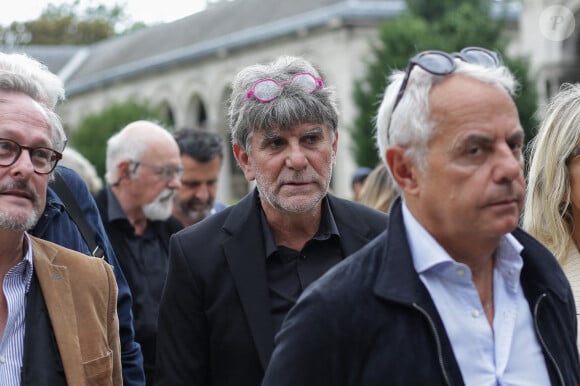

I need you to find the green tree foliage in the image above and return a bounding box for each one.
[70,100,172,179]
[0,0,145,46]
[407,0,488,21]
[351,0,538,168]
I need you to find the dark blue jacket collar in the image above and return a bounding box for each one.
[373,198,571,306]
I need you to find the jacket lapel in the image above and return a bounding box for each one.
[328,194,379,256]
[30,237,85,386]
[222,190,274,370]
[371,199,432,304]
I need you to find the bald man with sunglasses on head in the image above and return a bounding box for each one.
[155,56,388,386]
[262,47,580,385]
[94,121,183,386]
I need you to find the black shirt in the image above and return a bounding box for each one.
[105,188,167,346]
[261,196,343,335]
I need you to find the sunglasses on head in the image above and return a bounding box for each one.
[245,72,324,103]
[387,47,502,141]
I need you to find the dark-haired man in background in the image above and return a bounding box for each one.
[172,128,226,227]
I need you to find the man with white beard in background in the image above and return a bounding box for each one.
[94,120,184,386]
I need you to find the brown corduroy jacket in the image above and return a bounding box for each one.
[30,236,122,386]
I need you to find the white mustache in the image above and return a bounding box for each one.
[158,189,175,201]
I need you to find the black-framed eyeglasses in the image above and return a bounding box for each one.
[387,47,502,142]
[0,138,62,174]
[131,161,184,181]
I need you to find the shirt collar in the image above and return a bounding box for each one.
[402,201,523,289]
[260,194,340,258]
[106,185,129,222]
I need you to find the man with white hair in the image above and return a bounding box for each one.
[94,120,183,386]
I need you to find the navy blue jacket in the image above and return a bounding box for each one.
[263,198,580,386]
[32,166,145,386]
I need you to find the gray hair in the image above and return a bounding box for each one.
[0,52,65,109]
[522,83,580,263]
[105,120,173,184]
[376,59,518,171]
[0,70,66,152]
[227,56,339,152]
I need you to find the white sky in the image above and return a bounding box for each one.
[0,0,208,26]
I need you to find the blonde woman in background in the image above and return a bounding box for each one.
[522,83,580,350]
[358,163,398,213]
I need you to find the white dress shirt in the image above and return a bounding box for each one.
[402,202,550,385]
[0,233,34,386]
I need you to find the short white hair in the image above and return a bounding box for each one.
[105,120,175,184]
[0,52,67,151]
[0,52,65,109]
[375,59,518,171]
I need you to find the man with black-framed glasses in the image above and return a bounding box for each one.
[263,47,580,385]
[94,120,183,386]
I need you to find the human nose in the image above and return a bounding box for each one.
[494,146,523,183]
[195,184,210,201]
[167,173,182,189]
[9,148,36,176]
[285,144,308,170]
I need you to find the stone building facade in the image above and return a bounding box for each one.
[57,0,404,201]
[517,0,580,110]
[8,0,526,201]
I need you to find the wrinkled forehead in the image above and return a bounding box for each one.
[142,137,181,162]
[429,74,517,118]
[428,75,522,142]
[0,91,51,142]
[259,122,332,137]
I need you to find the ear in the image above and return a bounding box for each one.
[329,130,339,166]
[118,160,133,180]
[331,130,339,154]
[233,143,255,181]
[386,146,420,197]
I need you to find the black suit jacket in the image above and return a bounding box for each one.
[155,189,388,386]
